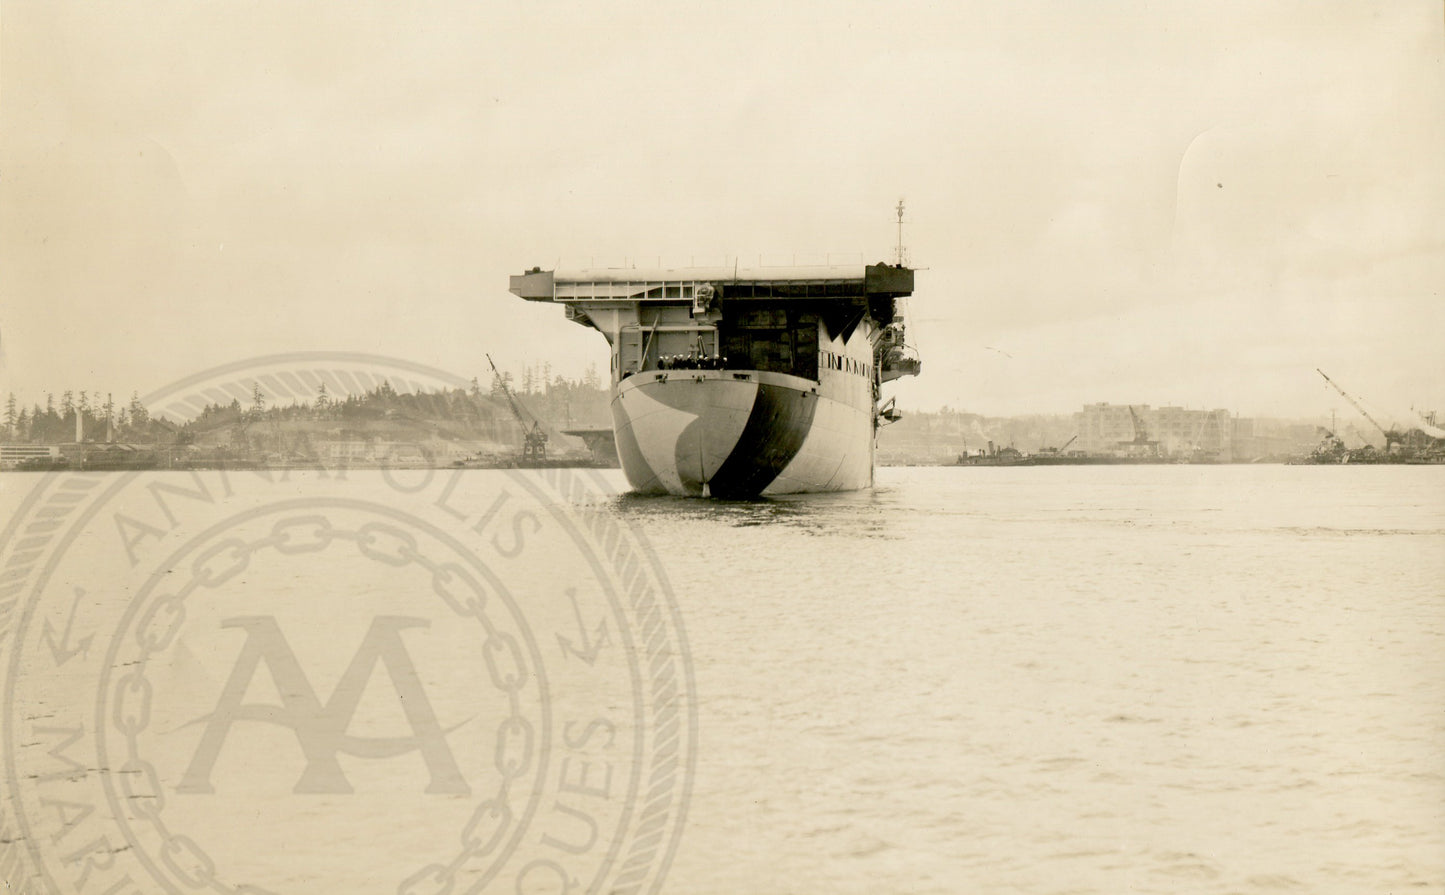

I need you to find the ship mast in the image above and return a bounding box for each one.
[893,199,907,267]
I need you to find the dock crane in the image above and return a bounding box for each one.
[486,354,548,464]
[1123,405,1159,456]
[1316,369,1404,451]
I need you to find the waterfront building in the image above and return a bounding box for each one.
[1075,403,1233,461]
[0,444,61,469]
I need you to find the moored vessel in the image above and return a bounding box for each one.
[510,261,920,497]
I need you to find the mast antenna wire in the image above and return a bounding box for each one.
[894,198,907,266]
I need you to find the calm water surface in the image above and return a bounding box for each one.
[628,465,1445,894]
[3,464,1441,893]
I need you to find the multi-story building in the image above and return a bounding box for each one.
[0,444,61,469]
[320,439,497,466]
[1074,404,1233,460]
[1151,406,1232,460]
[1076,403,1141,455]
[322,440,429,465]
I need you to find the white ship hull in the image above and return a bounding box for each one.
[611,368,875,498]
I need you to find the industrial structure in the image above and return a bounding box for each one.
[1307,369,1445,463]
[1075,403,1233,461]
[487,353,550,464]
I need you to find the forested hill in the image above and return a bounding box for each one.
[4,374,612,454]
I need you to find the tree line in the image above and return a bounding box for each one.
[4,370,612,446]
[3,391,173,444]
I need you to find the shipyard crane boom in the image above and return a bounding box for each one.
[486,354,532,425]
[1123,405,1160,457]
[1127,406,1148,443]
[1188,413,1211,453]
[1038,434,1077,455]
[1315,368,1402,450]
[486,354,548,463]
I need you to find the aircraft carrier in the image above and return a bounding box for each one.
[510,260,920,497]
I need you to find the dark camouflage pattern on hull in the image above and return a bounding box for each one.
[610,376,824,498]
[702,385,818,498]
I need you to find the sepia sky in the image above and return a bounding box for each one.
[2,1,1441,421]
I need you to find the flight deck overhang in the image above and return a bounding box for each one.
[509,263,913,303]
[510,268,555,299]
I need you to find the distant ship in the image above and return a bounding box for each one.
[510,261,920,497]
